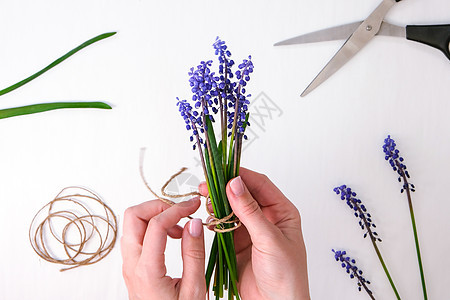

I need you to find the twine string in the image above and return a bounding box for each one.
[29,187,117,271]
[139,148,241,233]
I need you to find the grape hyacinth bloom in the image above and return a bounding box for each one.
[333,185,400,299]
[333,185,380,242]
[213,37,234,93]
[227,57,253,139]
[383,135,427,299]
[332,249,374,299]
[383,135,415,193]
[188,60,219,121]
[176,98,204,150]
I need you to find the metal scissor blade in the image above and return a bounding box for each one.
[274,21,405,46]
[274,22,362,46]
[301,0,397,97]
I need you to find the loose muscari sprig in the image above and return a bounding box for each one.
[332,249,374,299]
[383,135,427,299]
[333,185,380,242]
[176,37,253,300]
[333,185,400,299]
[383,135,415,193]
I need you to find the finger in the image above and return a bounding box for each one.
[233,224,251,255]
[121,200,171,266]
[168,225,183,239]
[226,176,279,246]
[239,167,293,208]
[179,219,206,298]
[239,167,301,229]
[139,197,201,278]
[198,181,209,197]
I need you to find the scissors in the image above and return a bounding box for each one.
[274,0,450,97]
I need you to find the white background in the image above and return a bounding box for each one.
[0,0,449,299]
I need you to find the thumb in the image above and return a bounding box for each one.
[227,176,278,244]
[180,218,206,298]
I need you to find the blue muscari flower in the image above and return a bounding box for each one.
[333,185,381,242]
[188,60,219,122]
[332,249,373,295]
[177,97,204,149]
[213,37,234,80]
[227,56,253,138]
[383,135,415,193]
[177,37,253,149]
[213,37,235,114]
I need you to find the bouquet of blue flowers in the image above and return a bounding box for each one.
[177,37,254,299]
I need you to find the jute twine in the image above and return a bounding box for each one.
[29,187,117,271]
[139,148,241,233]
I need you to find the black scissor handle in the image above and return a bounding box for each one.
[406,24,450,60]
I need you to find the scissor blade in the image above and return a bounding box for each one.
[274,22,362,45]
[274,21,405,46]
[378,22,406,38]
[301,0,397,97]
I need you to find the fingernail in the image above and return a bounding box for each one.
[178,197,198,207]
[189,218,203,237]
[230,176,245,196]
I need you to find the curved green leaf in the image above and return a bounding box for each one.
[0,32,117,97]
[0,102,111,119]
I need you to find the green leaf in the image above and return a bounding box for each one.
[206,235,218,289]
[0,102,111,120]
[206,117,231,216]
[204,149,221,216]
[0,32,117,97]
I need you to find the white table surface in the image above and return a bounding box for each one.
[0,0,449,299]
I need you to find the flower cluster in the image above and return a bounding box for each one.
[333,185,381,242]
[383,135,415,193]
[176,98,203,149]
[213,37,234,88]
[228,57,253,137]
[332,249,373,295]
[177,37,253,146]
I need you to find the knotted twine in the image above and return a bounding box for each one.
[139,148,241,233]
[29,187,117,271]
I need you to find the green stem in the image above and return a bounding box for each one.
[0,32,116,97]
[0,102,111,119]
[206,235,218,289]
[350,197,401,299]
[406,185,427,300]
[397,161,427,300]
[371,239,401,299]
[218,233,239,299]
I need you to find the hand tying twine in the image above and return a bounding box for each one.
[139,148,241,233]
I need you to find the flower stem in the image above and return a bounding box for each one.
[371,239,401,299]
[397,161,427,300]
[405,184,428,300]
[349,197,401,299]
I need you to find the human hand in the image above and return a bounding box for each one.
[121,197,206,300]
[199,168,310,300]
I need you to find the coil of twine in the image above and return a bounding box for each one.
[29,187,117,271]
